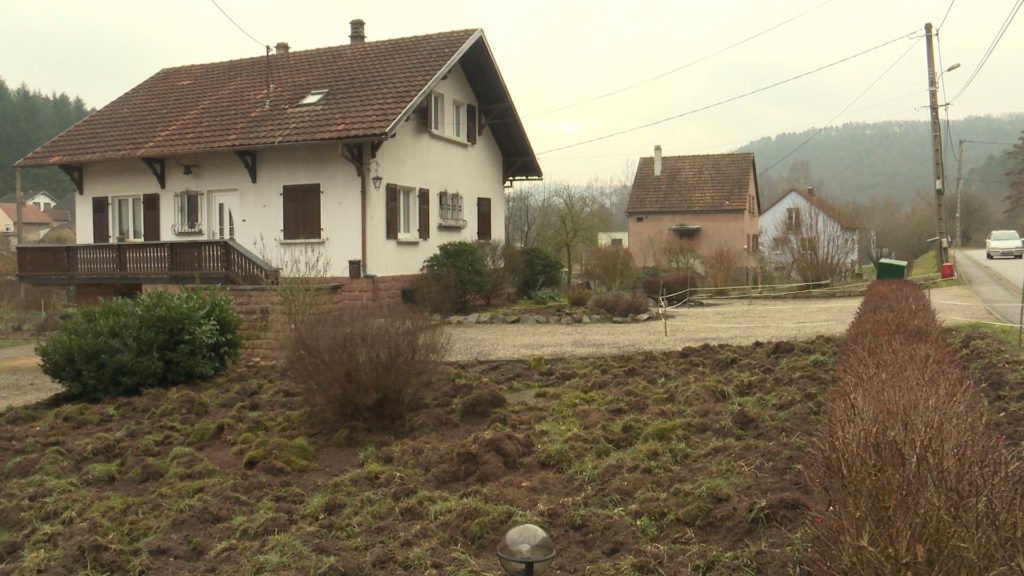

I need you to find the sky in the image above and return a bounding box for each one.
[3,0,1022,184]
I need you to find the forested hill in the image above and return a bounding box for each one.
[0,78,91,201]
[738,114,1024,209]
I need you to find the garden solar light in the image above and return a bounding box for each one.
[497,524,555,575]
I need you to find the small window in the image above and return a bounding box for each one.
[636,216,645,223]
[786,207,802,232]
[438,190,466,228]
[611,238,623,247]
[431,92,445,132]
[298,90,327,106]
[399,186,415,237]
[173,190,204,235]
[452,101,465,139]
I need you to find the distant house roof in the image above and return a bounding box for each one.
[766,188,858,229]
[16,28,541,180]
[0,203,54,225]
[626,152,757,214]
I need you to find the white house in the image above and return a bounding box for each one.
[759,187,859,280]
[15,20,540,289]
[597,231,629,248]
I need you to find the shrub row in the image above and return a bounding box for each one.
[808,280,1024,574]
[37,289,241,400]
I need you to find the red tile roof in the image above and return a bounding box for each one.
[0,203,53,225]
[17,29,541,179]
[626,153,757,214]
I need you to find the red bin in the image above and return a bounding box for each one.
[940,262,955,279]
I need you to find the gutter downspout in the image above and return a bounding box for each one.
[361,142,370,276]
[15,167,23,245]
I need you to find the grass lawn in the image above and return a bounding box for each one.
[0,338,30,349]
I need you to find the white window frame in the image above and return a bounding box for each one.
[452,100,465,139]
[398,185,416,240]
[173,189,204,235]
[112,195,143,241]
[431,92,445,133]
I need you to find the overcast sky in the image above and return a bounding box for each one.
[3,1,1022,183]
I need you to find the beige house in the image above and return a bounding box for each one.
[0,203,54,246]
[626,147,760,282]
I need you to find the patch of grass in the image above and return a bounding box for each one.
[0,337,30,348]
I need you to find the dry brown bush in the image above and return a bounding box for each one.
[808,281,1024,575]
[287,305,451,431]
[565,283,591,307]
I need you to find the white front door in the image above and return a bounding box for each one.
[209,190,239,240]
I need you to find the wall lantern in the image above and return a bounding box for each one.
[371,159,383,191]
[497,524,555,576]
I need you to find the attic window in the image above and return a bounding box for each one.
[298,90,327,106]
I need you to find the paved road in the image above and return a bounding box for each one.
[955,249,1024,325]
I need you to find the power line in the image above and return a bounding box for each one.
[937,0,956,30]
[209,0,267,48]
[530,0,838,117]
[949,0,1024,103]
[758,36,921,176]
[537,30,918,156]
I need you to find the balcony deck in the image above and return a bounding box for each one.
[16,240,279,286]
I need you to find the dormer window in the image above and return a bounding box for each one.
[298,89,327,106]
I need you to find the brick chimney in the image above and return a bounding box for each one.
[654,145,662,177]
[350,19,366,44]
[275,42,290,55]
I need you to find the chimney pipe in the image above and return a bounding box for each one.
[350,19,366,44]
[275,42,290,55]
[807,186,815,196]
[654,145,662,177]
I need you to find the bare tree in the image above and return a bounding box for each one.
[505,183,554,249]
[704,246,741,289]
[769,202,856,283]
[551,186,602,285]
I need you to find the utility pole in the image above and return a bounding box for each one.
[955,138,964,247]
[925,22,948,268]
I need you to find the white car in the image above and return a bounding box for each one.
[986,230,1024,259]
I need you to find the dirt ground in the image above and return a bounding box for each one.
[0,285,996,411]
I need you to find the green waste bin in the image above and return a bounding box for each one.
[876,258,908,280]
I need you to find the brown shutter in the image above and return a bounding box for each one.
[283,183,321,240]
[143,193,160,241]
[92,196,109,243]
[467,104,477,145]
[418,188,430,240]
[477,197,491,241]
[386,183,398,239]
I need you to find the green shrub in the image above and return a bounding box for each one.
[530,288,562,305]
[423,241,488,313]
[588,292,649,317]
[37,289,240,399]
[518,246,562,296]
[288,306,450,431]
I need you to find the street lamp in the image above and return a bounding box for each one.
[497,524,556,576]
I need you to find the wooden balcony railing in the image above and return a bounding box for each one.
[16,240,280,286]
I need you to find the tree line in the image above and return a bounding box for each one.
[0,78,92,201]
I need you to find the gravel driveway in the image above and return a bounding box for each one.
[0,285,997,410]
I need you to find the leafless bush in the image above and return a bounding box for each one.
[588,292,648,317]
[808,280,1024,575]
[703,246,740,289]
[565,283,591,307]
[288,306,451,431]
[587,245,636,292]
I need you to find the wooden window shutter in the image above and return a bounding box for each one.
[283,183,321,240]
[143,193,160,241]
[467,104,478,145]
[92,196,110,243]
[418,188,430,240]
[477,197,491,241]
[386,183,398,239]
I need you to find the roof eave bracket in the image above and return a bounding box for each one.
[142,157,166,189]
[58,164,84,195]
[235,151,257,183]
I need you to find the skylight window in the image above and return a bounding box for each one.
[298,89,327,106]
